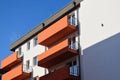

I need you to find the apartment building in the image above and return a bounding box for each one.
[1,0,80,80]
[1,0,120,80]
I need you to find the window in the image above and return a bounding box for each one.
[69,37,77,50]
[26,60,30,70]
[33,56,37,66]
[34,37,38,46]
[18,47,22,56]
[71,14,75,26]
[68,60,78,76]
[68,14,76,26]
[27,42,30,50]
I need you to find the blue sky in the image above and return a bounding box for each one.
[0,0,71,62]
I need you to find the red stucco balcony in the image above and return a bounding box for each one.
[38,39,78,68]
[39,66,79,80]
[1,51,22,71]
[2,64,30,80]
[38,16,77,47]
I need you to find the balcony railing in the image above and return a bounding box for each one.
[38,39,78,68]
[69,41,78,50]
[70,65,79,76]
[68,17,77,26]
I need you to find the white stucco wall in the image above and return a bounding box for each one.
[80,0,120,49]
[79,0,120,79]
[15,36,46,77]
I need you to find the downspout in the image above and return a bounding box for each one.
[76,2,84,80]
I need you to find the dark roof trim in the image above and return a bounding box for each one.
[10,0,80,51]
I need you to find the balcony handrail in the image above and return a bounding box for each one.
[69,66,79,76]
[69,41,78,50]
[23,64,33,73]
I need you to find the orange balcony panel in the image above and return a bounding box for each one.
[38,16,76,47]
[2,64,30,80]
[1,51,22,71]
[38,39,78,68]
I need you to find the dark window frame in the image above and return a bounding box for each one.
[27,41,30,50]
[34,37,38,46]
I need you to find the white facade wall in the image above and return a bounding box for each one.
[79,0,120,80]
[80,0,120,49]
[15,36,46,78]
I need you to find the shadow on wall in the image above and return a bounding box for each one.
[82,32,120,80]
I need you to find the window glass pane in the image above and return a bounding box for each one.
[73,65,78,76]
[18,47,21,55]
[33,56,37,66]
[27,42,30,50]
[34,37,38,46]
[70,66,73,75]
[68,14,76,26]
[68,60,78,76]
[26,60,30,70]
[72,14,75,25]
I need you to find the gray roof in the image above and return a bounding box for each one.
[10,0,80,51]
